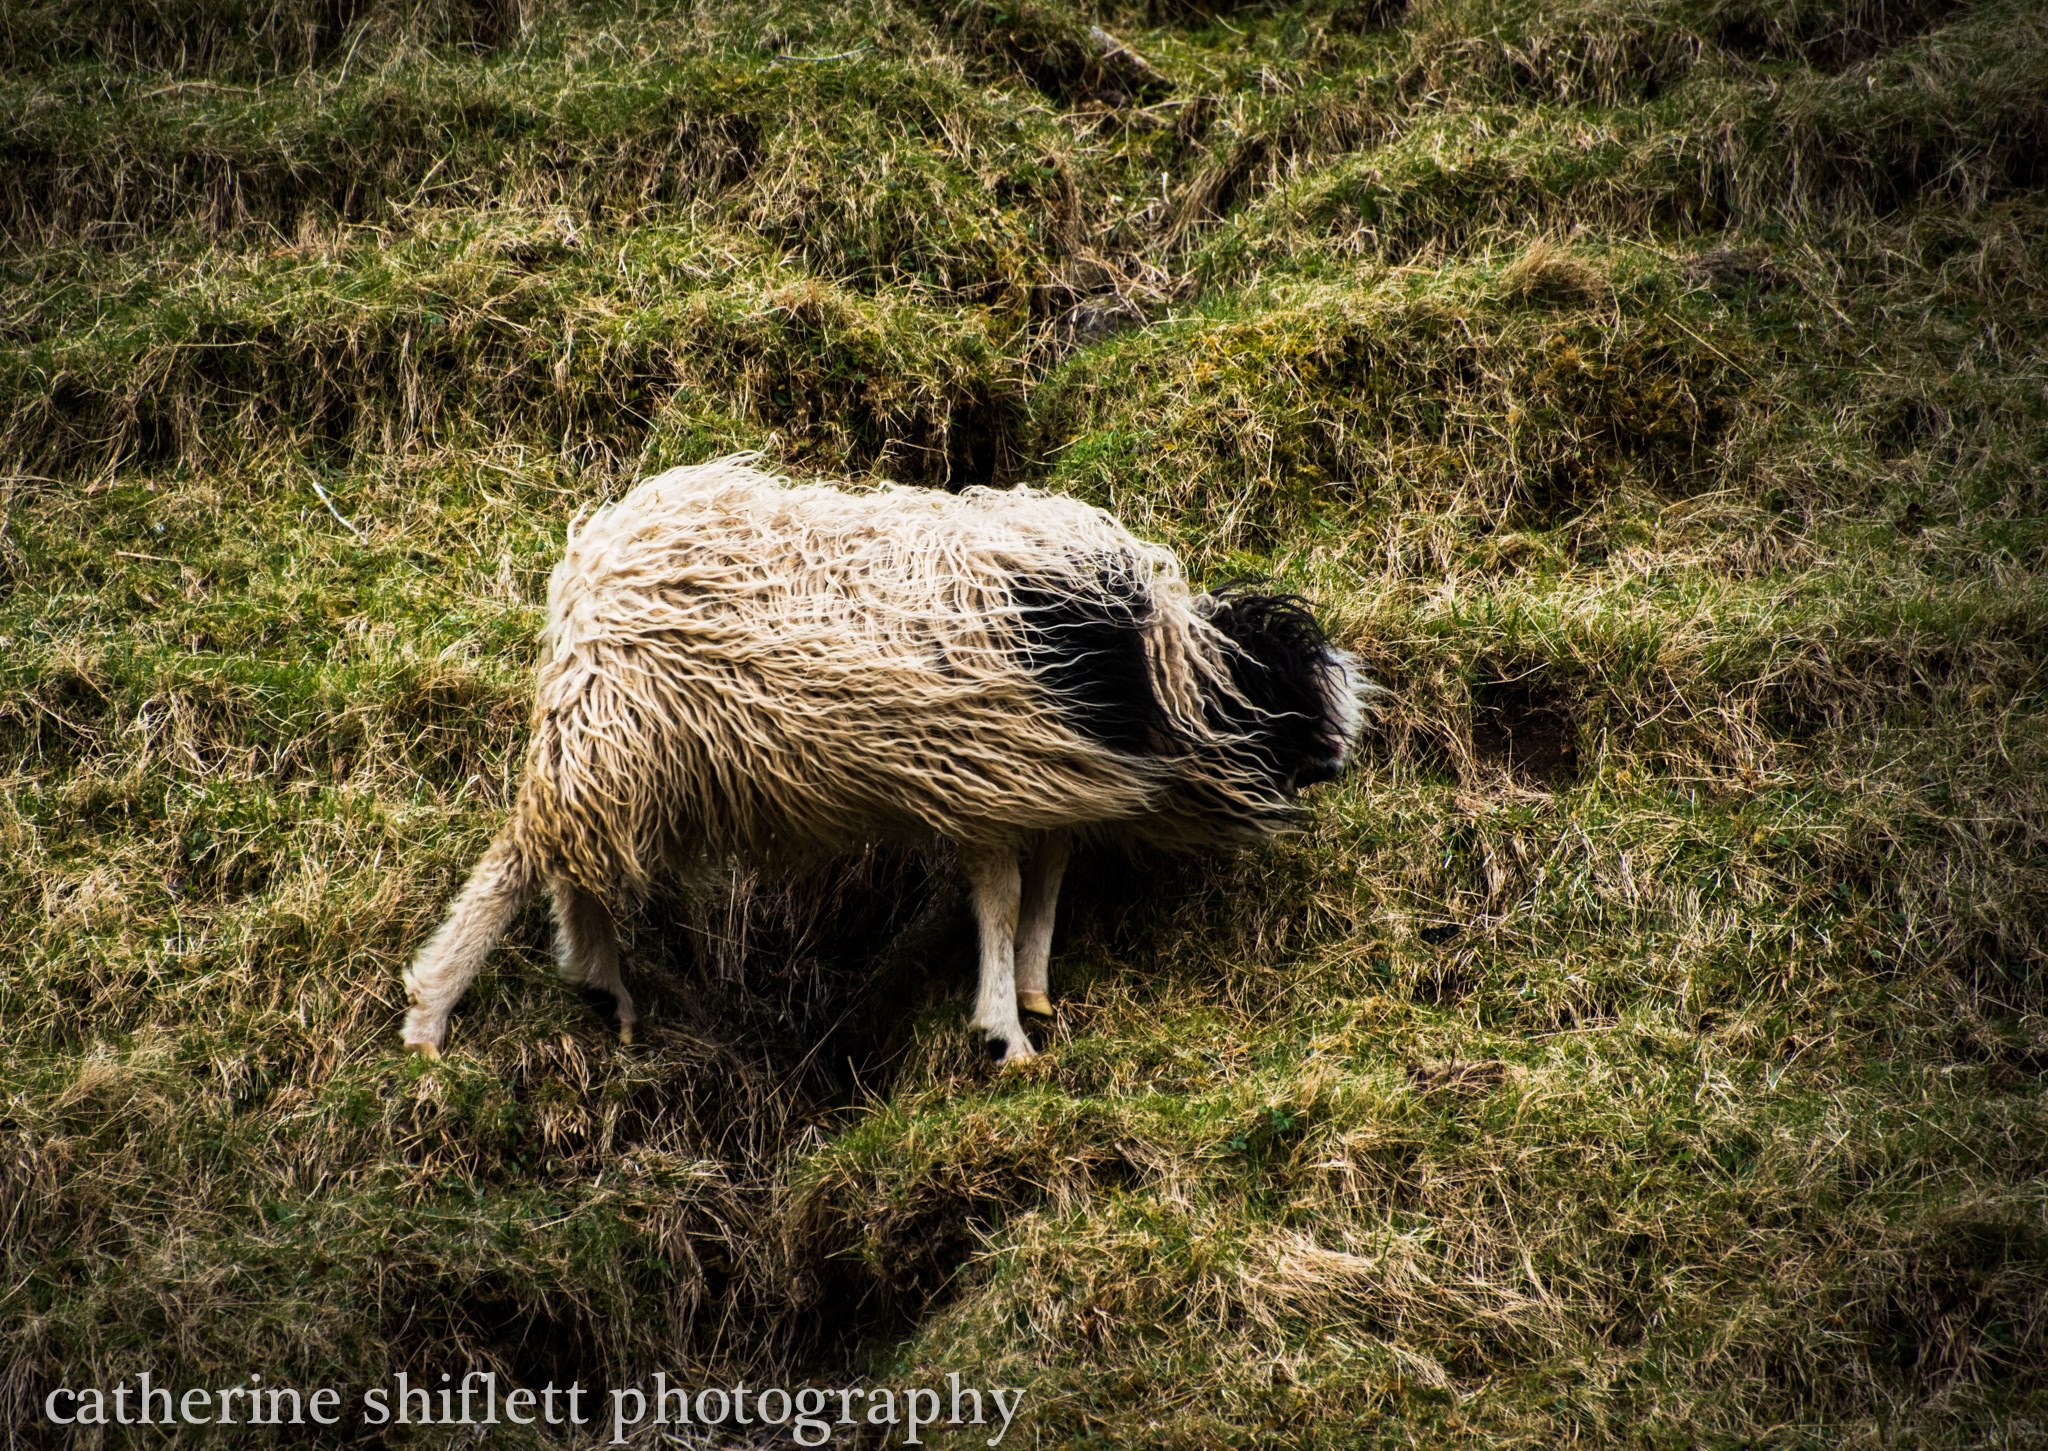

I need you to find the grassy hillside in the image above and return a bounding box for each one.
[3,0,2045,1444]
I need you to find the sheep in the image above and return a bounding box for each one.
[403,455,1367,1064]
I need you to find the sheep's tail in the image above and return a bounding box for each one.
[401,826,539,1057]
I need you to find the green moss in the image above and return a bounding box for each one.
[1033,270,1743,559]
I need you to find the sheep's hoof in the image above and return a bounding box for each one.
[1017,990,1054,1018]
[983,1032,1036,1066]
[402,1007,445,1059]
[575,985,636,1043]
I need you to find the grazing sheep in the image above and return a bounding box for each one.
[403,455,1367,1063]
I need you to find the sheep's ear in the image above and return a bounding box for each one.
[1203,591,1334,686]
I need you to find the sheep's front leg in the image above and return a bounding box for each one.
[551,880,637,1044]
[961,843,1034,1064]
[1015,831,1071,1018]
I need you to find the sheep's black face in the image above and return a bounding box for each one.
[1200,589,1364,796]
[1012,563,1365,798]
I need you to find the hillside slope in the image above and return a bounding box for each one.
[2,0,2045,1445]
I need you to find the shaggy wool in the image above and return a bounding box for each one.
[511,454,1294,899]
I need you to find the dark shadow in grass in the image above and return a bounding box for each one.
[1471,671,1581,787]
[631,849,971,1118]
[423,850,990,1383]
[438,1274,607,1394]
[1869,1211,2048,1395]
[1952,1023,2048,1091]
[920,0,1174,111]
[1713,0,1971,74]
[1054,841,1219,966]
[1957,929,2048,1018]
[11,0,528,80]
[795,1104,1153,1369]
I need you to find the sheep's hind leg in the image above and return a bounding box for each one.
[1015,830,1071,1018]
[961,843,1033,1064]
[550,881,637,1044]
[404,829,535,1058]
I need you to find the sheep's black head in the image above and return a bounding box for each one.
[1010,559,1368,799]
[1199,587,1367,796]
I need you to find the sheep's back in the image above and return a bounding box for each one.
[515,459,1192,887]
